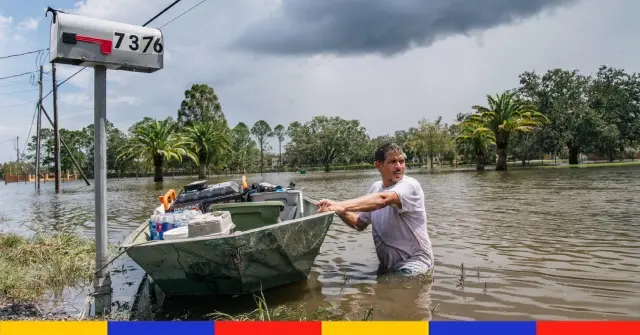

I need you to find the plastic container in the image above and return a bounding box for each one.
[148,215,158,240]
[162,214,177,233]
[163,226,189,240]
[148,209,204,240]
[187,211,234,237]
[209,201,283,231]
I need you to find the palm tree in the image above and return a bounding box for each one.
[117,119,197,182]
[184,122,232,179]
[456,114,496,170]
[472,91,548,171]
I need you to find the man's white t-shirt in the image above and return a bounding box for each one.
[358,175,434,273]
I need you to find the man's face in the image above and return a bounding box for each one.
[375,151,406,184]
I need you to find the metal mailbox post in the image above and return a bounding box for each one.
[47,8,164,315]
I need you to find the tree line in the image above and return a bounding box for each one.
[2,65,639,181]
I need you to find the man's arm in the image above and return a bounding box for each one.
[335,210,369,231]
[336,191,401,213]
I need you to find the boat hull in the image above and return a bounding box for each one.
[123,197,334,296]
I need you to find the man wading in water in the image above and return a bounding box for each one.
[317,143,434,276]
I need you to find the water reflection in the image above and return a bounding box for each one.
[1,166,640,320]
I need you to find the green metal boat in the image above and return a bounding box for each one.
[122,187,334,297]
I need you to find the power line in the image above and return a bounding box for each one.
[41,0,186,102]
[21,105,38,158]
[159,0,207,28]
[0,138,15,145]
[0,81,32,88]
[0,72,34,81]
[0,101,34,108]
[0,88,38,96]
[0,49,48,60]
[144,0,184,26]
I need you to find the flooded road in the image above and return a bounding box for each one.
[1,165,640,320]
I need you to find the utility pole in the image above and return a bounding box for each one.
[36,65,43,190]
[52,63,61,193]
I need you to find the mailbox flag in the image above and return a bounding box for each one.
[62,32,113,55]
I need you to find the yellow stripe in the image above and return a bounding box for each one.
[322,321,429,335]
[0,321,107,335]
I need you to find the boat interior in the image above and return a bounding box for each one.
[127,189,320,245]
[207,190,307,232]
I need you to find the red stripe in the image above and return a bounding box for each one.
[537,321,640,335]
[76,35,112,55]
[215,321,321,335]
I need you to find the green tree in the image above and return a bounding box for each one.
[471,91,548,170]
[518,69,602,165]
[184,122,232,179]
[177,84,227,129]
[588,66,640,159]
[272,124,286,168]
[407,116,451,168]
[230,122,259,173]
[27,128,55,170]
[251,120,272,174]
[455,114,496,170]
[285,116,369,172]
[117,118,197,182]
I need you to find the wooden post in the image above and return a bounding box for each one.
[36,65,43,190]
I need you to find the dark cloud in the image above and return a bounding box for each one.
[232,0,580,56]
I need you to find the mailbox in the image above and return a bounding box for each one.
[48,10,163,73]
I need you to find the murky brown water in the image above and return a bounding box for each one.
[2,165,640,320]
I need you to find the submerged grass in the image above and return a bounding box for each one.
[207,290,374,321]
[0,232,96,303]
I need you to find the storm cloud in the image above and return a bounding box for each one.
[233,0,581,56]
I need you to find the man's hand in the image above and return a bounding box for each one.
[317,199,336,212]
[317,199,336,208]
[317,199,344,214]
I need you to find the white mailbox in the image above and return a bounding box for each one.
[49,11,163,73]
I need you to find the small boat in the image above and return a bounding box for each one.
[121,178,334,297]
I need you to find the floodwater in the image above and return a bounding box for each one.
[1,165,640,320]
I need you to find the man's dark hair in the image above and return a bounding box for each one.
[374,142,404,163]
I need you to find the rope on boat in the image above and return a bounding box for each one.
[94,227,148,276]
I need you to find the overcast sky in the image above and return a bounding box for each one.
[1,0,639,162]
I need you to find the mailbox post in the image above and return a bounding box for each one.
[47,8,164,315]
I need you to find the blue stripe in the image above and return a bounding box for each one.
[429,321,537,335]
[108,321,215,335]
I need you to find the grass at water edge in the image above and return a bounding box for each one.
[0,232,96,304]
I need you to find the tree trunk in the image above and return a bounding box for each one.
[198,151,207,179]
[429,155,434,169]
[476,152,485,171]
[198,164,206,179]
[568,146,579,165]
[260,147,264,175]
[496,144,508,171]
[324,162,331,172]
[279,142,282,170]
[153,155,164,182]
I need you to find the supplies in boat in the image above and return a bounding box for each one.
[148,209,236,241]
[161,177,297,214]
[151,176,298,241]
[147,209,201,240]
